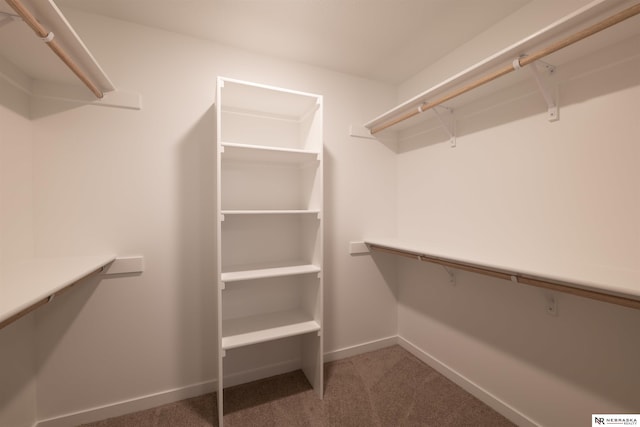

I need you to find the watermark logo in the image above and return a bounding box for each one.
[592,414,639,426]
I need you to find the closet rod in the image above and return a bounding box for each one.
[370,2,640,135]
[368,244,640,310]
[5,0,104,98]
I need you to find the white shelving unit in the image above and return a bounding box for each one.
[215,77,323,425]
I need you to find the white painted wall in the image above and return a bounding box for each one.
[392,7,640,427]
[0,81,37,427]
[25,9,397,423]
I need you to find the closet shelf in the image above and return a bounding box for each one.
[221,209,320,216]
[364,0,640,135]
[222,310,320,350]
[0,0,141,108]
[0,254,116,329]
[365,238,640,310]
[220,77,320,121]
[221,264,321,283]
[221,142,320,164]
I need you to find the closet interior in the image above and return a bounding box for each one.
[1,0,639,426]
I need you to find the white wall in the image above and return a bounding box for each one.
[392,8,640,427]
[26,10,397,423]
[0,80,37,427]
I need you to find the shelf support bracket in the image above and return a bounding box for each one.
[515,57,559,122]
[432,105,456,147]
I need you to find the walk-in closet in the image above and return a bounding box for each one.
[1,0,639,426]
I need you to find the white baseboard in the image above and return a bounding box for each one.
[35,340,383,427]
[324,335,399,362]
[396,336,539,427]
[36,336,534,427]
[36,380,216,427]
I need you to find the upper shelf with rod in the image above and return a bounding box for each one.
[0,0,140,109]
[364,0,640,137]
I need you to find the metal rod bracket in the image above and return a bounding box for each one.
[524,59,559,122]
[432,105,456,148]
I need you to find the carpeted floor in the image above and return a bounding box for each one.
[80,345,515,426]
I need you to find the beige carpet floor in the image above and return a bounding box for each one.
[80,345,515,426]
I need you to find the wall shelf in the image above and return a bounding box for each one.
[221,264,321,283]
[221,209,320,216]
[221,142,320,164]
[364,0,640,137]
[0,255,116,329]
[0,0,140,109]
[222,310,320,351]
[365,238,640,310]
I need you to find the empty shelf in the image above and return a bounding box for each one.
[222,310,320,350]
[221,264,321,282]
[221,210,320,215]
[365,0,640,134]
[0,254,116,328]
[221,142,319,164]
[365,238,640,310]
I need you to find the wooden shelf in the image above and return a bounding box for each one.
[364,0,640,135]
[222,310,320,350]
[221,264,321,283]
[0,254,116,329]
[365,238,640,310]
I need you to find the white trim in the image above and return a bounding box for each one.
[35,357,300,427]
[35,336,533,427]
[324,335,399,362]
[35,380,216,427]
[396,336,540,427]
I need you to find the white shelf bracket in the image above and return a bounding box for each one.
[516,57,559,122]
[219,281,226,290]
[432,105,456,147]
[348,124,377,140]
